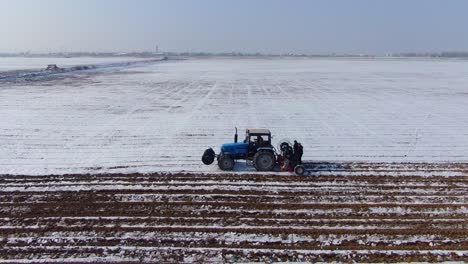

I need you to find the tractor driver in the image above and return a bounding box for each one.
[257,136,264,147]
[249,136,264,151]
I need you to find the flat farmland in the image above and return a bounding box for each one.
[1,57,467,263]
[1,58,468,175]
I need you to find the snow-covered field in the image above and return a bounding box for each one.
[1,57,468,175]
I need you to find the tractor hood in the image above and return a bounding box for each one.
[221,142,249,155]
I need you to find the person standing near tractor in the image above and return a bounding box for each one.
[293,140,299,167]
[297,143,303,165]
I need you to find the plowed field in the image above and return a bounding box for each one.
[1,162,467,263]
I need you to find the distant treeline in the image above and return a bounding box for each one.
[0,51,372,58]
[391,51,468,58]
[0,52,159,58]
[2,51,468,58]
[161,52,373,58]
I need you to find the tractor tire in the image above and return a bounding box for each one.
[218,155,235,171]
[294,165,305,176]
[202,148,215,165]
[253,151,276,171]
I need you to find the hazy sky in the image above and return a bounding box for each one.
[1,0,468,54]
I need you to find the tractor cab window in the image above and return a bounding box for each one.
[249,135,269,148]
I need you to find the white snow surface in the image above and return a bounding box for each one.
[1,57,468,175]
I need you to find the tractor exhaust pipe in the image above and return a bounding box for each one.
[234,127,238,143]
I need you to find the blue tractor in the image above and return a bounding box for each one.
[202,128,277,171]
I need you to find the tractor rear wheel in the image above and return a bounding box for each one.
[218,155,235,171]
[253,151,276,171]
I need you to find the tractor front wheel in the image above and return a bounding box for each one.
[254,151,276,171]
[218,155,235,171]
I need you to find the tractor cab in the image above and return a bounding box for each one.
[244,129,272,157]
